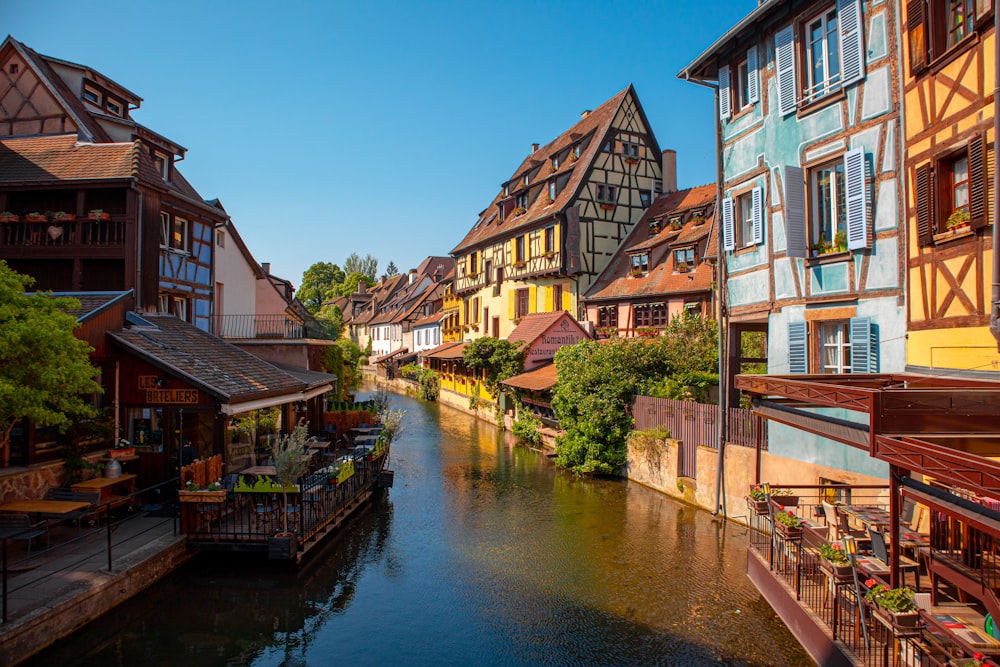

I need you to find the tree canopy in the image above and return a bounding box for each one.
[384,261,399,277]
[297,261,345,313]
[0,261,102,465]
[343,253,378,283]
[462,337,526,396]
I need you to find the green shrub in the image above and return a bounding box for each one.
[512,409,542,445]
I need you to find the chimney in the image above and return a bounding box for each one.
[662,149,677,194]
[409,269,417,285]
[580,109,591,119]
[358,281,367,294]
[531,143,539,153]
[261,262,270,274]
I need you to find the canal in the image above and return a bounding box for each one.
[27,388,809,666]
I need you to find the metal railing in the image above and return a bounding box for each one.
[632,396,768,450]
[216,314,336,340]
[1,478,179,624]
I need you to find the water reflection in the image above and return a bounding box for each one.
[28,388,808,666]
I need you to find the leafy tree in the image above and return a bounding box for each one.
[551,338,671,475]
[314,303,344,340]
[0,262,102,466]
[462,337,526,396]
[332,272,369,298]
[385,261,399,277]
[297,262,344,313]
[644,313,719,402]
[400,363,439,401]
[343,253,378,283]
[334,338,363,393]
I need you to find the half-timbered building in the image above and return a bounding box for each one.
[450,86,663,340]
[903,0,997,375]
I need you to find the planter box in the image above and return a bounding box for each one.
[268,533,298,560]
[771,495,799,507]
[820,560,854,583]
[873,607,921,633]
[748,498,770,516]
[109,447,135,459]
[775,522,802,542]
[178,490,226,503]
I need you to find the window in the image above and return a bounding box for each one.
[483,307,489,327]
[171,296,189,322]
[804,8,841,102]
[603,139,613,152]
[631,253,649,274]
[911,0,994,73]
[504,184,510,197]
[573,145,581,158]
[529,230,542,258]
[522,174,530,186]
[596,184,617,203]
[515,288,530,318]
[8,63,17,75]
[159,213,169,247]
[548,181,556,201]
[216,230,226,248]
[651,303,668,327]
[551,284,563,311]
[469,252,478,275]
[674,247,695,271]
[82,86,101,105]
[106,98,122,116]
[736,58,751,109]
[473,297,480,323]
[635,304,651,327]
[552,155,560,169]
[514,236,525,263]
[944,153,970,224]
[171,217,188,252]
[916,136,990,244]
[810,158,846,250]
[640,191,651,207]
[544,226,555,254]
[621,142,640,158]
[153,151,170,180]
[723,186,764,251]
[737,192,755,248]
[719,46,759,119]
[819,321,851,374]
[598,306,618,327]
[515,193,528,210]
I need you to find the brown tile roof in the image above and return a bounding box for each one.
[51,291,132,322]
[424,342,467,360]
[0,134,140,183]
[503,363,558,391]
[413,312,444,327]
[585,184,717,302]
[507,311,589,347]
[109,313,306,402]
[452,87,638,254]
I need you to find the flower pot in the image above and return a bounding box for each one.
[775,522,802,541]
[821,560,853,583]
[771,495,799,507]
[748,498,770,515]
[26,215,47,222]
[88,213,111,221]
[178,490,226,503]
[873,607,921,632]
[109,447,135,459]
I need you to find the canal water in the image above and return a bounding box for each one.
[28,389,809,666]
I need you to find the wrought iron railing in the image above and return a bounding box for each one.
[216,314,336,340]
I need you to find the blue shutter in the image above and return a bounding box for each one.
[747,46,759,104]
[784,166,807,257]
[775,25,797,117]
[838,0,865,87]
[844,147,868,250]
[849,317,878,374]
[722,197,735,251]
[751,186,764,245]
[788,321,808,374]
[719,65,731,121]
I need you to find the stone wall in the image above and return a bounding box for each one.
[0,453,103,504]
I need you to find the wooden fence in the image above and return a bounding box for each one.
[632,396,768,451]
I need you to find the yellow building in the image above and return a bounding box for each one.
[449,85,663,340]
[904,1,998,375]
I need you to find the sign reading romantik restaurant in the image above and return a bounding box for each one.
[526,319,588,363]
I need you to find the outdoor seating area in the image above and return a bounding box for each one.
[747,482,1000,666]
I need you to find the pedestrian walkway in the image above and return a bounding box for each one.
[0,513,190,665]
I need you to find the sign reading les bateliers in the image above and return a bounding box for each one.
[138,375,198,404]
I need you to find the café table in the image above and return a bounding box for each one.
[0,499,91,518]
[841,505,892,531]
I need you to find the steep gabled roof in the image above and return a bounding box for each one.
[503,363,558,391]
[507,311,590,347]
[451,86,656,255]
[0,134,143,183]
[584,184,717,302]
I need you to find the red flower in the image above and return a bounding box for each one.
[974,653,985,661]
[831,543,841,550]
[787,509,794,516]
[865,578,876,588]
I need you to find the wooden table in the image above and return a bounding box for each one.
[841,505,892,530]
[71,474,136,504]
[241,466,277,476]
[0,500,91,518]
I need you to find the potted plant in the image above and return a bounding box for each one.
[676,262,689,273]
[946,209,971,233]
[543,196,554,205]
[865,580,920,628]
[747,484,771,515]
[774,508,803,541]
[630,268,645,277]
[770,489,799,506]
[819,542,853,581]
[25,212,47,222]
[109,438,136,459]
[835,230,847,253]
[88,209,111,221]
[512,206,527,216]
[949,654,987,667]
[268,421,310,559]
[52,211,75,222]
[178,479,226,503]
[0,212,18,223]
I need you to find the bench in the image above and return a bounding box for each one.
[45,488,102,527]
[0,513,49,554]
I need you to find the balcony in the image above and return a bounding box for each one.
[747,483,1000,666]
[0,217,126,250]
[217,314,336,341]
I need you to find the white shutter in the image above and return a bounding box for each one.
[849,316,877,374]
[751,186,764,245]
[838,0,865,87]
[722,197,735,251]
[844,147,868,250]
[719,64,731,121]
[775,25,797,117]
[747,46,759,104]
[784,166,807,257]
[788,321,808,374]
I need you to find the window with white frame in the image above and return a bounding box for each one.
[216,230,226,248]
[673,247,695,271]
[544,226,555,254]
[548,181,556,201]
[171,217,188,252]
[722,186,763,251]
[804,7,841,102]
[819,321,852,373]
[787,317,877,374]
[631,253,649,274]
[737,192,754,248]
[160,213,169,247]
[529,230,542,258]
[810,158,847,250]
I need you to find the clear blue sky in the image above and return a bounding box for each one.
[8,0,756,287]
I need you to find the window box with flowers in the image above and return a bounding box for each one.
[596,326,618,339]
[568,152,579,163]
[599,203,615,211]
[945,209,971,235]
[52,211,76,222]
[630,268,645,278]
[543,196,554,206]
[0,212,18,223]
[178,480,226,503]
[543,251,556,260]
[747,484,770,515]
[675,262,690,274]
[548,164,557,174]
[865,580,920,630]
[774,508,803,541]
[636,327,659,339]
[88,209,111,222]
[25,212,47,222]
[513,260,527,270]
[819,542,853,582]
[512,206,527,216]
[624,157,640,165]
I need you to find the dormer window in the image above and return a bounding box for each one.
[548,181,556,201]
[649,219,662,235]
[573,145,581,158]
[152,150,170,180]
[522,174,530,187]
[82,86,101,105]
[630,253,649,274]
[515,193,528,209]
[503,184,510,197]
[674,247,696,272]
[106,98,122,116]
[552,155,560,170]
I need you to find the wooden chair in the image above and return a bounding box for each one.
[0,514,49,554]
[822,501,840,541]
[836,506,871,551]
[869,526,920,589]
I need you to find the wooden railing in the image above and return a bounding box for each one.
[632,396,767,450]
[1,219,126,247]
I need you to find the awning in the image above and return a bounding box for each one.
[222,392,309,416]
[372,348,409,364]
[753,401,870,450]
[425,342,467,360]
[503,363,557,391]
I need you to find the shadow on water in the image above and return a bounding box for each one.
[26,386,809,666]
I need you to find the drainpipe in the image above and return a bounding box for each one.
[682,72,728,517]
[991,9,1000,346]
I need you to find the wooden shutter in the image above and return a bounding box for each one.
[722,197,735,251]
[788,321,808,374]
[747,46,760,104]
[562,289,572,312]
[915,162,934,246]
[850,317,878,374]
[775,25,797,117]
[544,286,554,312]
[508,289,516,320]
[838,0,865,87]
[969,134,988,230]
[784,166,807,257]
[528,285,537,314]
[719,64,731,121]
[907,0,928,76]
[844,147,869,250]
[751,186,764,245]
